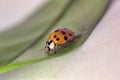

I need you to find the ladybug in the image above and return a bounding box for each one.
[45,28,80,54]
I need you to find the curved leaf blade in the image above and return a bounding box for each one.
[0,0,108,73]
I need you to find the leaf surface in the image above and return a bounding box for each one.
[0,0,108,73]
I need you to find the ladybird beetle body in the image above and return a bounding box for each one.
[45,28,80,54]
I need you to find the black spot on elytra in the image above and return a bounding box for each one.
[64,36,68,40]
[61,31,66,35]
[56,38,60,41]
[54,35,57,38]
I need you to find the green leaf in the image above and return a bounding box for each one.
[0,0,108,73]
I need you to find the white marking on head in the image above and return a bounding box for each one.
[49,42,55,50]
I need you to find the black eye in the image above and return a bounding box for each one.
[56,38,60,41]
[54,35,57,38]
[61,31,66,35]
[64,36,68,40]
